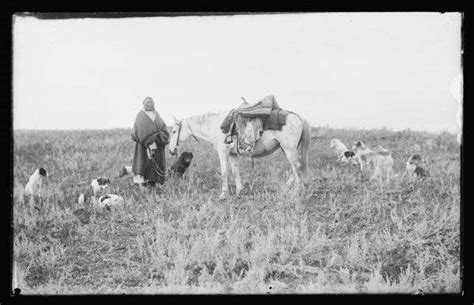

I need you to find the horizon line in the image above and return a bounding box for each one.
[12,125,458,135]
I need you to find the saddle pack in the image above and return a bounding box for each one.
[220,95,290,145]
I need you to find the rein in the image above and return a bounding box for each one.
[147,147,168,178]
[187,121,200,143]
[174,119,200,152]
[176,121,183,149]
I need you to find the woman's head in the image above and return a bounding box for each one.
[143,97,155,111]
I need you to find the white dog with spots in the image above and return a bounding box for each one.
[24,167,48,197]
[329,139,349,162]
[351,141,394,183]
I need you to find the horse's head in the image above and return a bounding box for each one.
[234,114,263,154]
[169,116,191,156]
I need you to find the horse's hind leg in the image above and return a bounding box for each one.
[228,155,243,196]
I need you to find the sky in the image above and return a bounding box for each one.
[13,13,462,133]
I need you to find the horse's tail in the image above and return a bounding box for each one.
[297,118,311,175]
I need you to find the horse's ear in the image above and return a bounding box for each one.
[240,97,248,104]
[173,116,180,124]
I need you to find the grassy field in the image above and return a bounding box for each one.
[12,126,461,294]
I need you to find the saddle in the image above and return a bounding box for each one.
[220,95,289,145]
[237,95,281,118]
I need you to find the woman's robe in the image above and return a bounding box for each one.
[131,110,169,184]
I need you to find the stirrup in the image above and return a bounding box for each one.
[224,135,233,144]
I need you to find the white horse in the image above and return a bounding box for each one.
[168,111,311,198]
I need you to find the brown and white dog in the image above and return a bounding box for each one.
[405,154,429,179]
[351,141,394,183]
[78,177,111,205]
[90,177,111,196]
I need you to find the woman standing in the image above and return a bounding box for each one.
[131,97,169,189]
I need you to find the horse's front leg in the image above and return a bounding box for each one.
[282,148,301,187]
[228,155,243,196]
[217,149,230,198]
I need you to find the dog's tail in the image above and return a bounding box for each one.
[297,118,311,176]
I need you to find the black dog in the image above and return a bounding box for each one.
[168,152,193,177]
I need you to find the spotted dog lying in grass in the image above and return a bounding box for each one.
[97,194,124,211]
[118,165,133,178]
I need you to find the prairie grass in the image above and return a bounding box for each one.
[12,127,461,294]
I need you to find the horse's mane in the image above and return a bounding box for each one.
[185,112,226,122]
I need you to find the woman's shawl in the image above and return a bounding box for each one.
[131,110,170,147]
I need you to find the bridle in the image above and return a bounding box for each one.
[146,120,200,179]
[174,120,199,148]
[175,120,183,150]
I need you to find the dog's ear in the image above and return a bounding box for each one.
[38,168,47,177]
[355,141,362,147]
[410,154,423,163]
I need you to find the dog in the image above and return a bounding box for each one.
[405,154,429,179]
[351,141,394,183]
[24,167,47,196]
[97,194,124,211]
[329,139,349,162]
[342,150,356,163]
[168,151,193,177]
[77,177,111,206]
[118,165,133,178]
[90,177,111,196]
